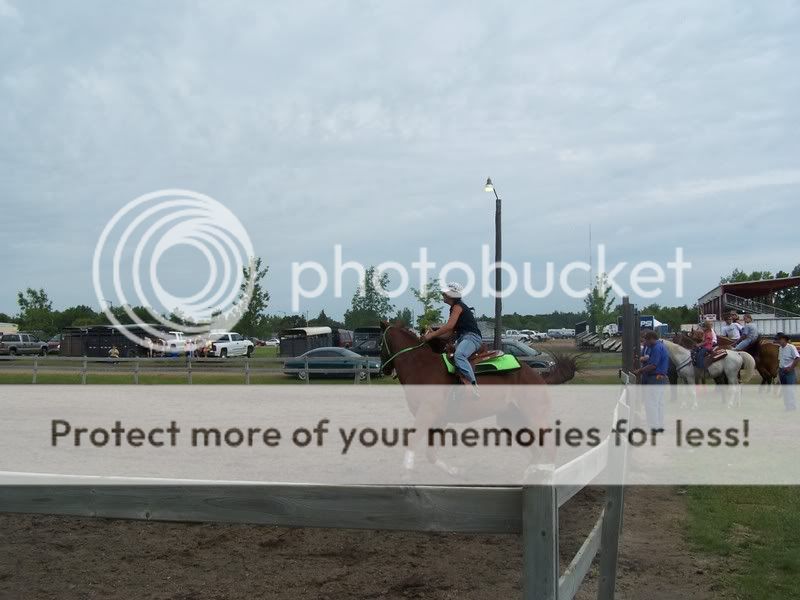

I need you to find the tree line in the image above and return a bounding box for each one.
[4,261,797,339]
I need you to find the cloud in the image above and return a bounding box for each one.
[1,0,799,316]
[645,169,800,202]
[0,0,20,21]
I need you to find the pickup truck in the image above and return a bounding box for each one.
[208,332,255,358]
[0,332,49,356]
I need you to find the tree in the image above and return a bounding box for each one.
[411,280,443,332]
[776,263,800,314]
[235,257,270,337]
[394,307,414,328]
[720,269,774,284]
[343,266,395,328]
[265,313,306,336]
[639,303,698,331]
[54,305,100,330]
[16,288,55,334]
[309,310,344,330]
[584,274,616,331]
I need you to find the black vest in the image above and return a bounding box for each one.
[452,300,481,337]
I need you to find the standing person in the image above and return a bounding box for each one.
[422,282,481,394]
[720,313,741,341]
[634,330,669,432]
[734,314,759,351]
[777,333,799,411]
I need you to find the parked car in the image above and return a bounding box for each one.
[283,347,380,380]
[484,337,555,372]
[207,332,255,357]
[0,332,49,356]
[161,331,187,356]
[546,328,576,339]
[264,337,280,348]
[47,334,62,354]
[521,329,548,342]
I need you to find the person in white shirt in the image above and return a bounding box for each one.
[777,333,798,411]
[720,313,741,341]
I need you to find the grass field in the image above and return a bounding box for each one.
[686,486,800,599]
[0,348,623,385]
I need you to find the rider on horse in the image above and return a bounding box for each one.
[734,313,759,352]
[422,282,482,393]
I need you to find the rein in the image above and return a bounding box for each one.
[380,326,427,371]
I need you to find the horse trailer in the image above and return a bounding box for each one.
[278,326,333,357]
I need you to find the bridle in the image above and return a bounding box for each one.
[380,325,427,371]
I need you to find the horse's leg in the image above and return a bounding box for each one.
[681,367,698,408]
[404,390,448,472]
[724,357,742,407]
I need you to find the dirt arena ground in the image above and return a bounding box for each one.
[0,486,718,600]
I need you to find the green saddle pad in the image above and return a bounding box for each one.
[442,353,521,375]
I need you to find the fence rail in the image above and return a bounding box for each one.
[0,355,380,384]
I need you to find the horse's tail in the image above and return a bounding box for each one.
[737,351,757,383]
[543,353,579,385]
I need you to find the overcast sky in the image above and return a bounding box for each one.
[1,0,799,319]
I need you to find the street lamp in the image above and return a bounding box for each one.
[485,177,502,350]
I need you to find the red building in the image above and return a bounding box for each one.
[697,276,800,320]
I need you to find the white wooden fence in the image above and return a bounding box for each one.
[0,380,630,600]
[0,355,379,384]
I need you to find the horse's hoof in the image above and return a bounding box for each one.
[522,464,555,485]
[434,459,463,478]
[403,450,415,471]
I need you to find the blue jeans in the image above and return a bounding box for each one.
[734,338,754,351]
[454,332,481,384]
[779,368,797,411]
[643,376,666,430]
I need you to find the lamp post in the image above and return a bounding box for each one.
[485,177,502,350]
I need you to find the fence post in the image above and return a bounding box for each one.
[304,356,310,384]
[32,358,38,384]
[353,360,361,384]
[134,360,139,385]
[621,297,642,381]
[522,485,559,600]
[245,360,250,385]
[366,358,371,384]
[187,356,192,385]
[597,399,629,600]
[81,359,87,385]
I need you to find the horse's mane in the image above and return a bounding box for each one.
[662,339,687,353]
[671,332,696,350]
[386,323,448,354]
[389,324,421,342]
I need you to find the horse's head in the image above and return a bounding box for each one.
[379,321,424,376]
[672,331,697,350]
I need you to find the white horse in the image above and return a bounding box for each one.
[662,339,756,406]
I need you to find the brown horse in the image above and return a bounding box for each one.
[379,322,578,475]
[687,329,779,385]
[379,322,578,387]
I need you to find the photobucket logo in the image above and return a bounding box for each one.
[92,189,256,348]
[291,244,691,310]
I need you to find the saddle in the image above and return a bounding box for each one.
[444,342,505,369]
[692,347,728,369]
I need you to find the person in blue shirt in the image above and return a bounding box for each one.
[634,330,669,432]
[635,331,669,384]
